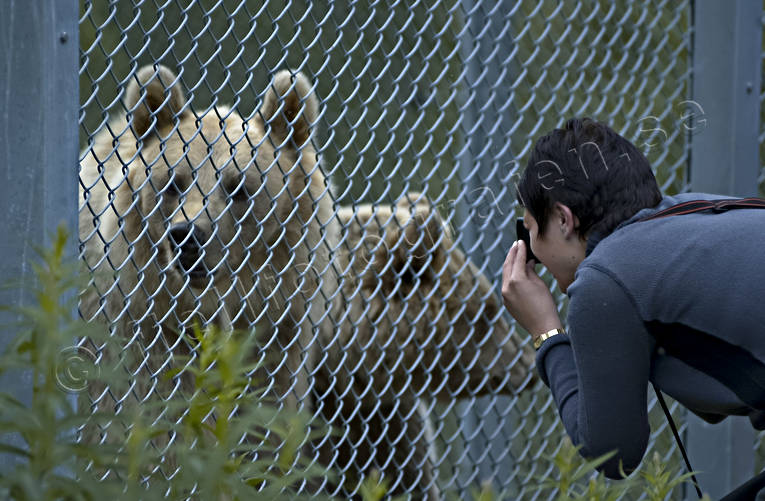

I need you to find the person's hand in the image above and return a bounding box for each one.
[501,240,563,340]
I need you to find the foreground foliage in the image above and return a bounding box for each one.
[0,229,708,500]
[0,229,330,500]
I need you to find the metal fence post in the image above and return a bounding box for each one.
[456,0,524,494]
[690,0,762,196]
[0,0,79,471]
[686,0,762,498]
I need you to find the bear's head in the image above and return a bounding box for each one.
[104,65,327,307]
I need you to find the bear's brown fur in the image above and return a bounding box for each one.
[79,66,536,497]
[316,194,536,499]
[79,65,338,466]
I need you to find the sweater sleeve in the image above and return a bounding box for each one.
[535,265,656,478]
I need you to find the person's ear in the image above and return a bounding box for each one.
[553,202,578,238]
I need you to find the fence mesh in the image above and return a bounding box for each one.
[78,0,700,498]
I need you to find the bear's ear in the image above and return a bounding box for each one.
[125,65,187,138]
[260,70,319,149]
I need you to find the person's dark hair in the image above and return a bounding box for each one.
[516,117,662,240]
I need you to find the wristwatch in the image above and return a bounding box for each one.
[533,328,566,350]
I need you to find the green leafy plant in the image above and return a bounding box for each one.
[534,438,624,501]
[532,437,709,501]
[356,470,409,501]
[0,228,334,500]
[636,452,710,501]
[147,324,334,500]
[0,227,125,500]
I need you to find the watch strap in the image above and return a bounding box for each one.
[534,328,566,350]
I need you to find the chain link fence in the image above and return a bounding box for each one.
[74,0,761,499]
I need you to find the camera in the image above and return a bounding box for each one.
[516,219,539,264]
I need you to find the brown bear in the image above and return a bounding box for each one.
[78,64,338,473]
[316,194,536,499]
[79,65,535,497]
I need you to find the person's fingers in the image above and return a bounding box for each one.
[503,241,518,276]
[510,240,528,280]
[501,242,519,305]
[506,240,518,264]
[526,258,537,276]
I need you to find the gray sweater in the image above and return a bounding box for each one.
[536,192,765,478]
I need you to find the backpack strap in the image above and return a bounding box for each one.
[639,197,765,222]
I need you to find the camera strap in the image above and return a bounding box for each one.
[638,196,765,500]
[638,196,765,222]
[652,383,704,499]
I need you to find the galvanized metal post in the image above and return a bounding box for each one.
[456,0,524,494]
[0,0,79,471]
[686,0,762,498]
[690,0,762,196]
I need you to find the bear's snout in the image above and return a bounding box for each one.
[168,223,209,279]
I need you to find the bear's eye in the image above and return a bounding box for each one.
[164,180,180,197]
[163,177,187,198]
[225,180,249,203]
